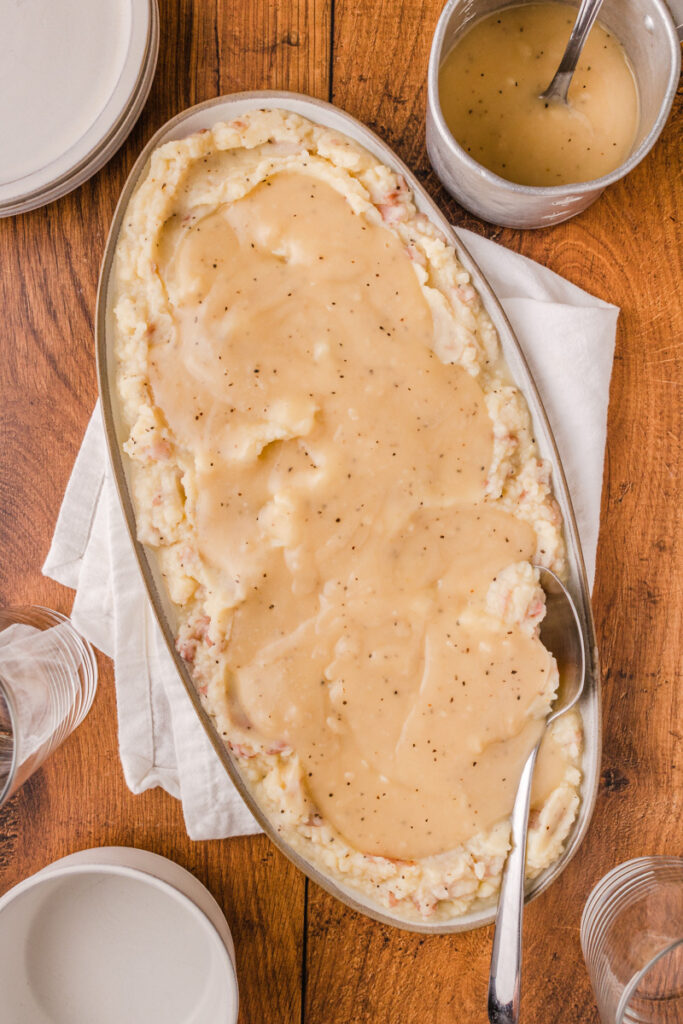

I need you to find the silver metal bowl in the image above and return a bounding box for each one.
[426,0,682,228]
[96,91,601,932]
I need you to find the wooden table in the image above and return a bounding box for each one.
[1,3,680,1021]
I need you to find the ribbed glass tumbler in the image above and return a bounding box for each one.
[0,606,97,806]
[581,857,683,1024]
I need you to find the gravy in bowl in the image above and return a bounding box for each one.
[438,2,638,187]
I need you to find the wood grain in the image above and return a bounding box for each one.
[0,2,680,1022]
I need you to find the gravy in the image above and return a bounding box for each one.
[151,171,565,859]
[439,3,638,187]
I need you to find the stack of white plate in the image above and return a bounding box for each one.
[0,0,159,217]
[0,847,239,1023]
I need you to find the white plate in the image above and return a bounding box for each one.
[0,850,239,1024]
[36,846,237,965]
[0,0,159,217]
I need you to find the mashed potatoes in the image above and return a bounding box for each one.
[112,108,582,921]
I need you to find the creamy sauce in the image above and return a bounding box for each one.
[151,171,564,860]
[438,3,639,187]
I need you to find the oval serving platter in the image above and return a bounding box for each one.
[96,91,601,934]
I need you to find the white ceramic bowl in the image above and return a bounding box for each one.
[0,848,238,1024]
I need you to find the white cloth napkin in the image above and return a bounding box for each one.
[43,228,618,841]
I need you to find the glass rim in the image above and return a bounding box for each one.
[0,674,18,808]
[582,857,683,930]
[616,935,683,1024]
[581,857,683,959]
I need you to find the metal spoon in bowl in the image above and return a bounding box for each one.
[540,0,605,104]
[487,566,586,1024]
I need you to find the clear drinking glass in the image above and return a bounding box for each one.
[0,606,98,806]
[581,857,683,1024]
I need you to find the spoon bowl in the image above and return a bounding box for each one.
[537,566,586,723]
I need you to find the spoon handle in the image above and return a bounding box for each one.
[487,741,541,1024]
[541,0,604,101]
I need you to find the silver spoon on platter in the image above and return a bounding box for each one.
[487,566,586,1024]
